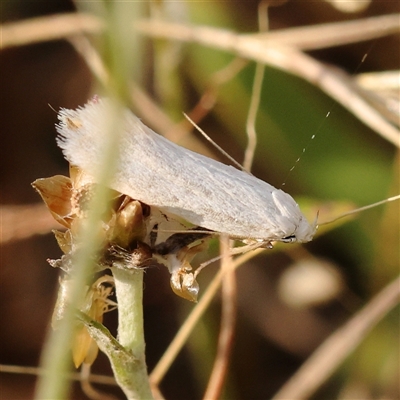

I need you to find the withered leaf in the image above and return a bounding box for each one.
[32,175,73,228]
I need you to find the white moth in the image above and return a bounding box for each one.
[56,98,316,245]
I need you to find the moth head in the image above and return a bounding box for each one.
[291,212,318,243]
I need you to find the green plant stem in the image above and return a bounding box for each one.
[35,3,142,398]
[110,268,154,400]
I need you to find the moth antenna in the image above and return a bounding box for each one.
[183,113,250,174]
[319,194,400,226]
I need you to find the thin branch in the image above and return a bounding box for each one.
[80,364,119,400]
[244,14,399,50]
[67,35,211,159]
[171,57,248,146]
[137,19,400,148]
[202,237,237,400]
[0,204,61,244]
[272,275,400,400]
[356,70,400,127]
[357,70,400,94]
[2,12,398,52]
[2,13,398,145]
[184,57,249,127]
[244,62,265,172]
[0,13,102,49]
[149,247,264,386]
[0,364,116,386]
[243,0,270,172]
[183,113,246,172]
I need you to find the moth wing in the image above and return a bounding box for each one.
[57,99,310,241]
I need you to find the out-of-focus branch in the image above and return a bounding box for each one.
[244,14,399,50]
[150,247,264,386]
[2,13,398,146]
[3,12,398,52]
[0,363,116,385]
[137,18,400,148]
[202,237,237,400]
[1,13,102,49]
[0,204,61,244]
[272,275,400,400]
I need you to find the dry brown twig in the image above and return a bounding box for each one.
[68,34,229,163]
[356,70,400,127]
[79,364,118,400]
[0,204,61,244]
[202,236,237,400]
[1,13,398,146]
[149,248,265,387]
[243,14,398,50]
[3,12,397,51]
[165,57,248,146]
[0,364,116,386]
[136,17,400,148]
[201,6,272,395]
[0,13,102,49]
[272,275,400,400]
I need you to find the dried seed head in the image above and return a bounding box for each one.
[52,275,116,368]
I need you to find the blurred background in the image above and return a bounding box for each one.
[1,1,399,399]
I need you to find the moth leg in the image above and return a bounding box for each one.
[169,259,199,302]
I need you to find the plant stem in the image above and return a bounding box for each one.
[110,268,154,400]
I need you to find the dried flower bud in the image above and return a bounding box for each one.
[31,175,74,228]
[52,275,116,368]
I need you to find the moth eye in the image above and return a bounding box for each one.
[281,235,296,243]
